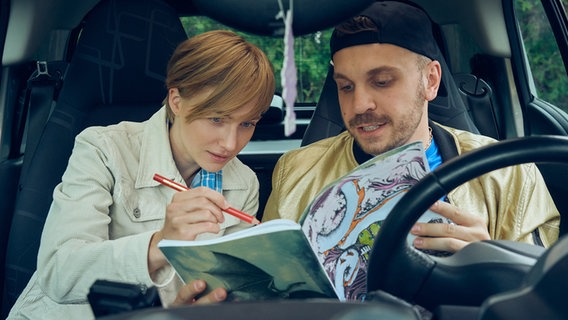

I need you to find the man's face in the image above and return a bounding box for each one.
[332,43,430,156]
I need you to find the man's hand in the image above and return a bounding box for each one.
[410,200,490,252]
[172,280,227,306]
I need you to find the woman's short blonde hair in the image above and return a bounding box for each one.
[164,30,275,123]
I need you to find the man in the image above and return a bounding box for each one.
[263,0,559,300]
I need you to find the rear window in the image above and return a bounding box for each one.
[181,16,333,104]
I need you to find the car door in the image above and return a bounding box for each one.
[508,0,568,234]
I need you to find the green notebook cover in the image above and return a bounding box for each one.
[158,219,338,301]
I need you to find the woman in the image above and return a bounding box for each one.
[8,30,275,319]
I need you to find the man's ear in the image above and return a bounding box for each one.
[425,60,442,101]
[168,88,182,115]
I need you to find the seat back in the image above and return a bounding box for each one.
[2,0,187,314]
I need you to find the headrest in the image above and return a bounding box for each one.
[59,0,187,107]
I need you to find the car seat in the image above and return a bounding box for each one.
[1,0,187,315]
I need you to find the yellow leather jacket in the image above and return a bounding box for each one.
[263,124,560,247]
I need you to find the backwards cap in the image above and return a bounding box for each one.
[330,1,438,61]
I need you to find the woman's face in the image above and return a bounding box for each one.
[168,88,261,177]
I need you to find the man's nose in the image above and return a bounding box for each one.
[352,87,376,114]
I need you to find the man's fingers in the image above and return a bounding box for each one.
[409,201,491,253]
[413,235,468,253]
[429,201,484,227]
[412,221,459,237]
[411,222,467,252]
[413,219,489,243]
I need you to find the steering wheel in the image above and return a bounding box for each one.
[366,135,568,309]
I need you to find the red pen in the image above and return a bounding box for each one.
[153,173,260,225]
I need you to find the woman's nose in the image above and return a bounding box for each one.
[219,126,238,151]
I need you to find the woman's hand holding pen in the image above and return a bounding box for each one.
[147,187,230,305]
[148,186,229,274]
[153,173,260,225]
[162,186,229,239]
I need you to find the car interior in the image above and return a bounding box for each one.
[0,0,567,318]
[2,0,189,314]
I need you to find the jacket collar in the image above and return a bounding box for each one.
[430,120,460,162]
[351,120,461,165]
[136,106,180,189]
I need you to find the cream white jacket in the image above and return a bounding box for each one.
[8,107,259,319]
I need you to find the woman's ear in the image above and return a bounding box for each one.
[424,60,442,102]
[168,88,182,115]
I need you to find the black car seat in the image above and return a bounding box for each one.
[1,0,187,315]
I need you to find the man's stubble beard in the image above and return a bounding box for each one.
[348,81,426,156]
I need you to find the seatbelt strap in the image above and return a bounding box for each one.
[14,61,65,175]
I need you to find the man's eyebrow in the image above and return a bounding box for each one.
[333,66,399,81]
[367,66,398,77]
[333,72,349,81]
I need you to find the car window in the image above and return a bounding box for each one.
[181,16,333,104]
[515,0,568,112]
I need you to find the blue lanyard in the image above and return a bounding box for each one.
[426,138,442,171]
[426,139,447,201]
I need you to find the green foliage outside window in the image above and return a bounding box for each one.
[181,16,333,103]
[183,1,568,112]
[516,0,568,111]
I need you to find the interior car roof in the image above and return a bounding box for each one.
[2,0,510,65]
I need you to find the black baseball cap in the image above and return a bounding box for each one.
[330,1,438,61]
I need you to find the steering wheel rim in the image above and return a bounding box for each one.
[366,135,568,307]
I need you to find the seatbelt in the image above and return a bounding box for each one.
[13,61,66,176]
[453,73,501,140]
